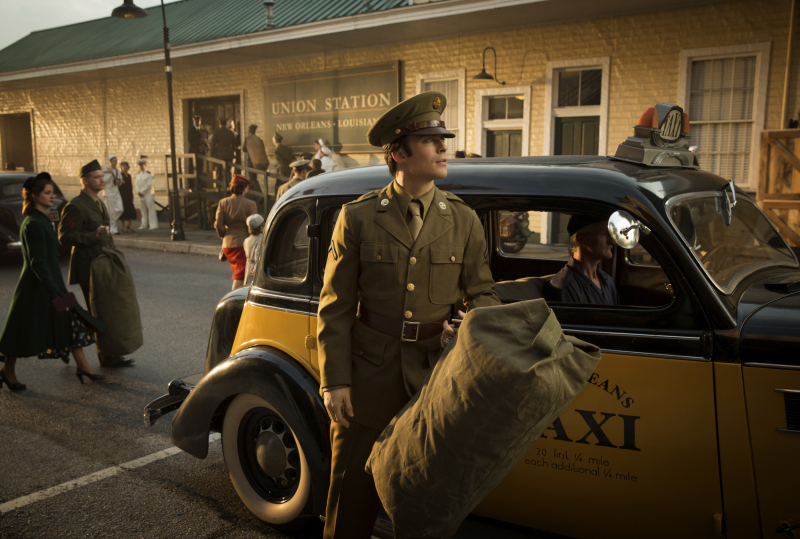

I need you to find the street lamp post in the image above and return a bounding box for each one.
[112,0,185,241]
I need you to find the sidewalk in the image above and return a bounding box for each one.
[112,223,221,256]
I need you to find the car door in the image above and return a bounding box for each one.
[233,198,316,371]
[471,204,723,539]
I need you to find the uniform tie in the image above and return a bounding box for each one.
[408,200,423,241]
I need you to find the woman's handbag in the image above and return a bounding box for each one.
[51,292,78,314]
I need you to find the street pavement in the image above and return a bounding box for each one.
[0,247,324,539]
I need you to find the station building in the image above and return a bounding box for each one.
[0,0,797,201]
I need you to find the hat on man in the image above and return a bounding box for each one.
[367,90,455,147]
[567,214,607,237]
[273,132,284,142]
[230,174,251,186]
[290,159,311,170]
[246,214,264,229]
[80,159,103,177]
[248,124,258,133]
[107,154,116,161]
[136,158,147,165]
[192,115,201,120]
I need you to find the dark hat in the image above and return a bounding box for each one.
[192,115,201,120]
[567,214,606,237]
[248,124,258,132]
[367,91,455,147]
[23,172,52,191]
[80,160,102,177]
[274,132,284,142]
[230,174,251,186]
[290,159,311,170]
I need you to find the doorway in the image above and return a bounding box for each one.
[486,129,523,158]
[554,116,599,155]
[0,113,34,172]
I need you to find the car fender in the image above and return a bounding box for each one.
[170,346,331,512]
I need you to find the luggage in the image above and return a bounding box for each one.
[366,299,601,539]
[89,246,143,357]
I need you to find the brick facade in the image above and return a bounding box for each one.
[0,0,796,198]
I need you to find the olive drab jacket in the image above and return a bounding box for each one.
[59,190,114,289]
[317,182,500,430]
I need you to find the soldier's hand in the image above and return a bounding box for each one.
[441,310,465,348]
[324,388,353,428]
[95,225,110,239]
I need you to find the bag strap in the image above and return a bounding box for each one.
[532,309,562,356]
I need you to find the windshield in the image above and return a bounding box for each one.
[667,193,798,293]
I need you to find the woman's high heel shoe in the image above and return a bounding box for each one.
[0,370,26,391]
[75,368,105,384]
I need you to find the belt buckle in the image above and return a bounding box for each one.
[401,321,420,342]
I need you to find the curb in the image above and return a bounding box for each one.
[113,237,218,256]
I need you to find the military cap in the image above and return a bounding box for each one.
[367,90,455,147]
[274,132,284,142]
[290,159,311,169]
[567,214,607,237]
[136,158,147,165]
[80,160,102,177]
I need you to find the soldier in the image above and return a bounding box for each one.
[317,91,499,539]
[275,159,311,201]
[58,160,135,368]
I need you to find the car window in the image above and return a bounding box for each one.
[267,210,309,281]
[2,183,22,197]
[0,208,18,234]
[492,208,672,308]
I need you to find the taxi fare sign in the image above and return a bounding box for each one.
[264,62,400,154]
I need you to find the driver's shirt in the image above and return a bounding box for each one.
[551,256,620,305]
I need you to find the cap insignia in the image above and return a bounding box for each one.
[432,97,442,110]
[381,199,390,206]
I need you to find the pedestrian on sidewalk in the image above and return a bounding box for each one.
[0,172,105,390]
[118,161,137,233]
[215,174,257,290]
[103,155,124,235]
[276,159,311,201]
[135,159,158,230]
[59,160,135,368]
[243,213,264,286]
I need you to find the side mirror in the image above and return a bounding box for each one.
[608,210,651,249]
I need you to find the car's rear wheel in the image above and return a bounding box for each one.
[222,393,312,529]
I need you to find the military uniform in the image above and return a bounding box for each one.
[273,143,294,180]
[317,91,499,539]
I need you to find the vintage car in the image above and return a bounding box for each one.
[0,172,67,254]
[146,105,800,539]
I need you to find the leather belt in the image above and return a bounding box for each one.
[359,306,446,342]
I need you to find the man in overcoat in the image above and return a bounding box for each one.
[317,91,500,539]
[210,119,237,183]
[59,160,134,368]
[243,124,270,185]
[187,115,204,176]
[272,132,294,190]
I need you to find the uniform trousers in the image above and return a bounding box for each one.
[324,421,383,539]
[138,193,158,230]
[104,194,123,234]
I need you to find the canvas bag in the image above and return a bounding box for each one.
[89,246,143,357]
[366,299,602,539]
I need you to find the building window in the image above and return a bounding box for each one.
[475,86,531,158]
[416,70,466,157]
[678,43,769,189]
[543,57,610,156]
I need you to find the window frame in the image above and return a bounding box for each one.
[416,70,466,154]
[677,42,771,190]
[474,85,531,157]
[543,57,610,156]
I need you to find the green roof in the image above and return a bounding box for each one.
[0,0,409,74]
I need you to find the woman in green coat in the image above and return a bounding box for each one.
[0,173,103,390]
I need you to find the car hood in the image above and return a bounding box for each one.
[739,273,800,367]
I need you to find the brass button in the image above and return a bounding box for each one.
[409,257,417,265]
[450,255,456,262]
[404,311,412,319]
[395,128,402,134]
[407,283,415,291]
[377,255,382,261]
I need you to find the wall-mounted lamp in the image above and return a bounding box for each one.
[473,47,506,85]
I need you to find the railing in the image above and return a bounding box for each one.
[158,153,290,230]
[757,130,800,247]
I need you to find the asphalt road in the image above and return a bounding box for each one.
[0,248,324,539]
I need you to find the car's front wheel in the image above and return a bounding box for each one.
[222,393,312,529]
